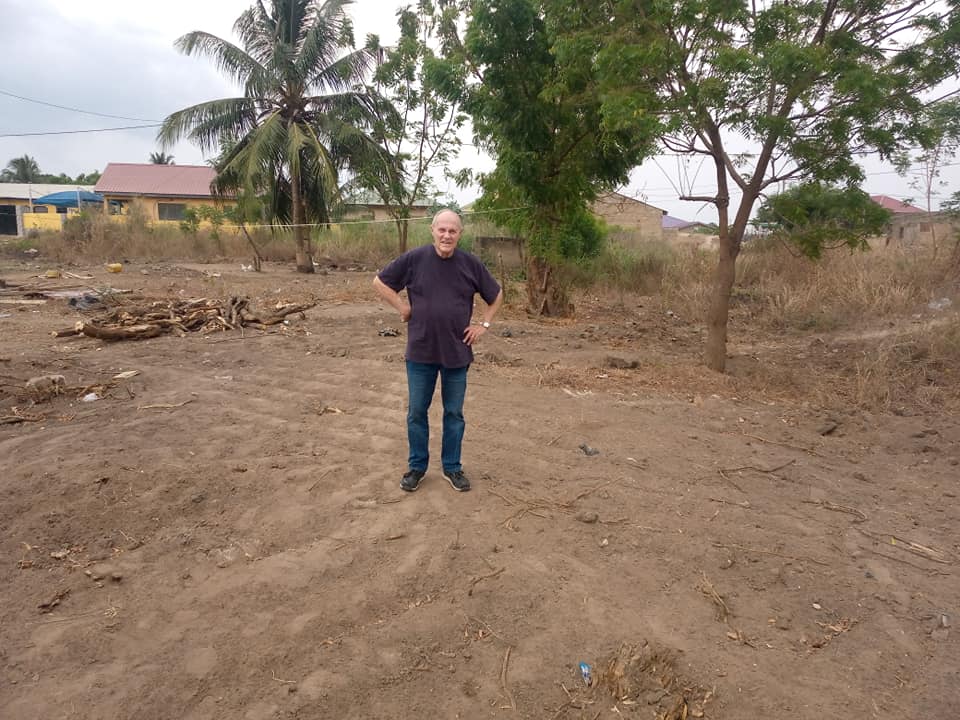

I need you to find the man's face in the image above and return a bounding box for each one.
[431,212,462,258]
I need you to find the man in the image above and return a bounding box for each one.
[373,209,503,493]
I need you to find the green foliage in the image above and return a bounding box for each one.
[0,155,101,184]
[159,0,389,263]
[896,99,960,211]
[179,207,201,237]
[149,152,175,165]
[1,154,41,182]
[453,0,656,264]
[756,184,892,258]
[942,191,960,216]
[355,2,466,250]
[546,0,960,364]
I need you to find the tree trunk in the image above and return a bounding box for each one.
[397,217,409,254]
[705,238,737,372]
[526,255,572,317]
[291,170,314,274]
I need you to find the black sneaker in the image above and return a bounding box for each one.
[443,469,471,492]
[401,469,425,492]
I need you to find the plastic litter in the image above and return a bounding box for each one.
[81,393,100,402]
[68,293,103,310]
[928,297,952,311]
[106,263,123,273]
[578,662,592,686]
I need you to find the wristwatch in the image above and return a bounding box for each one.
[481,321,491,328]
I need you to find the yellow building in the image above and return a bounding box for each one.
[0,183,95,236]
[95,163,232,224]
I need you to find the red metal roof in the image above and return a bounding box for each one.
[94,163,220,198]
[870,194,925,214]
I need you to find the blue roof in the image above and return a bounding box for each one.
[32,190,105,208]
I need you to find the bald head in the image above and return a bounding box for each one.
[431,209,463,229]
[430,209,463,258]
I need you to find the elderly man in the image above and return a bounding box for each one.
[373,209,503,492]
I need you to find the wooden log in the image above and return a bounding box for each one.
[240,302,317,326]
[51,322,83,338]
[79,323,165,341]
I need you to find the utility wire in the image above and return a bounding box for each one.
[0,88,161,123]
[0,124,162,138]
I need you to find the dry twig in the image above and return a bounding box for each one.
[711,541,830,567]
[499,646,517,711]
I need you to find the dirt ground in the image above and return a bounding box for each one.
[1,258,958,720]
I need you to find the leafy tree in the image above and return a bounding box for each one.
[756,183,891,258]
[149,152,176,165]
[351,2,465,252]
[75,171,102,185]
[896,99,960,257]
[551,0,960,370]
[1,154,42,182]
[159,0,387,273]
[445,0,656,314]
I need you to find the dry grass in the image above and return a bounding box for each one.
[847,316,960,412]
[10,216,959,414]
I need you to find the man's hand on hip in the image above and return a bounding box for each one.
[462,324,487,346]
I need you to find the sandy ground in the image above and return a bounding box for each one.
[1,259,958,720]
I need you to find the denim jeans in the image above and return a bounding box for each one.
[406,361,468,473]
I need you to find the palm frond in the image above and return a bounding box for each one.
[158,98,260,153]
[307,47,373,93]
[175,31,266,89]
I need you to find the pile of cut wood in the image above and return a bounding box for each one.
[53,296,317,341]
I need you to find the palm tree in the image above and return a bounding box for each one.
[1,155,42,182]
[158,0,390,273]
[149,152,175,164]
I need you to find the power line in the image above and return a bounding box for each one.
[0,124,161,138]
[0,88,161,123]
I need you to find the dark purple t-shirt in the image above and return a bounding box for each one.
[377,244,501,368]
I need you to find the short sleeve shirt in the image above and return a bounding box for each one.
[377,245,501,368]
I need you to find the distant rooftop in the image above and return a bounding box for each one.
[870,195,925,214]
[662,214,699,229]
[343,188,434,207]
[95,163,219,198]
[0,183,95,201]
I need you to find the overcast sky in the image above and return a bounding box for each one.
[1,0,956,222]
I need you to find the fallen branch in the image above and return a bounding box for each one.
[856,529,953,564]
[499,646,517,711]
[712,541,830,567]
[468,567,505,596]
[735,432,826,458]
[802,499,868,523]
[137,398,195,411]
[721,459,796,475]
[53,295,317,342]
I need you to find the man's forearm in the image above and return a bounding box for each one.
[373,276,411,319]
[482,290,504,324]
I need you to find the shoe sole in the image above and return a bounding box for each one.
[443,472,471,492]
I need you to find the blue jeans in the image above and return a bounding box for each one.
[406,361,468,473]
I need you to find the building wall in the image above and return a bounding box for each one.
[102,195,233,223]
[590,193,664,245]
[474,236,524,270]
[341,205,431,222]
[23,212,65,232]
[888,212,957,247]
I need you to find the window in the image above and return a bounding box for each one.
[919,223,931,232]
[31,206,49,213]
[158,203,187,221]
